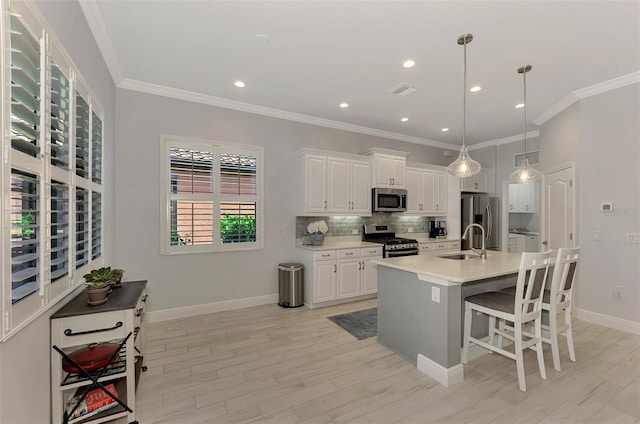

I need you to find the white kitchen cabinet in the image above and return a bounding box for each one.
[508,183,537,213]
[362,148,408,188]
[303,246,382,307]
[461,169,488,193]
[508,234,526,253]
[525,235,539,252]
[405,167,447,215]
[300,151,371,216]
[360,247,382,295]
[313,260,336,303]
[336,249,360,298]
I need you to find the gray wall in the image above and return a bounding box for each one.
[576,85,640,322]
[113,89,450,312]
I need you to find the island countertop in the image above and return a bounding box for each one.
[372,250,523,284]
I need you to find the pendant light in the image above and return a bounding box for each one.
[510,65,542,183]
[447,34,481,178]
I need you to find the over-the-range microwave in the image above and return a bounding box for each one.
[372,187,407,212]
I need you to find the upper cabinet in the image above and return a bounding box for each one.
[299,151,371,216]
[405,166,448,215]
[508,182,538,213]
[362,148,409,188]
[460,169,488,193]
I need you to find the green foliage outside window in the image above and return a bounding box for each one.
[221,214,256,243]
[12,213,35,239]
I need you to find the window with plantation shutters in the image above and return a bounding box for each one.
[50,181,69,282]
[10,12,41,157]
[1,1,106,339]
[161,137,263,254]
[10,170,40,303]
[75,188,89,268]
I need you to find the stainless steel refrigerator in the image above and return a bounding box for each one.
[461,194,499,251]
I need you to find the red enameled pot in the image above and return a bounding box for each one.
[62,342,120,373]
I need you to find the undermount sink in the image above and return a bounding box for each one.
[439,253,482,260]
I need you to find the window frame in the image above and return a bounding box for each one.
[0,1,105,341]
[160,135,264,255]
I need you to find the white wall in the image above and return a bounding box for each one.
[0,1,116,422]
[576,84,640,324]
[113,89,451,312]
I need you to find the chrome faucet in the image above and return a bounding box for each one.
[462,223,487,259]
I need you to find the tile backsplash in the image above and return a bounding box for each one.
[296,215,438,238]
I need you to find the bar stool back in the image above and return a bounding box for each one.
[544,247,580,371]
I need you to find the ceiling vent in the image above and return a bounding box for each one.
[388,82,418,96]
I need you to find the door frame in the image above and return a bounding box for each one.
[540,162,577,250]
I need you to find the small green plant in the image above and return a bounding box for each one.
[220,214,256,243]
[83,266,114,289]
[110,268,124,285]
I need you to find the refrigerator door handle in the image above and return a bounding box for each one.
[485,205,492,240]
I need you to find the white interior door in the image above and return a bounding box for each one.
[542,163,575,250]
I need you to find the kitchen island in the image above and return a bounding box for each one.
[372,250,523,387]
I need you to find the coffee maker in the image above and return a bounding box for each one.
[429,220,447,239]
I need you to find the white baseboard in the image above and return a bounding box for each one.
[575,308,640,335]
[147,294,279,323]
[417,354,464,387]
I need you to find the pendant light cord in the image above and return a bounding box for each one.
[523,68,527,160]
[462,37,467,148]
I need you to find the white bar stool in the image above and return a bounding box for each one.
[543,247,581,371]
[462,251,552,392]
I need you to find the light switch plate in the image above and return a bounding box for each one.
[593,230,601,241]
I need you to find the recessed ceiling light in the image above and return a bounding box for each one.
[339,102,349,108]
[401,117,409,122]
[402,60,415,68]
[441,128,449,132]
[234,81,245,88]
[470,86,482,92]
[515,103,524,108]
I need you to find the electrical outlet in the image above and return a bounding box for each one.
[431,286,440,303]
[352,229,359,235]
[613,285,623,300]
[407,227,414,233]
[593,230,601,241]
[627,233,640,243]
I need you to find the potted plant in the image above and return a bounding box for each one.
[83,267,113,305]
[307,220,328,246]
[110,268,125,288]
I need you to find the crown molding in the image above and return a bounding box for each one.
[78,0,124,85]
[533,71,640,126]
[118,78,458,150]
[467,131,540,151]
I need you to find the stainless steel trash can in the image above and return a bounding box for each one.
[278,263,304,308]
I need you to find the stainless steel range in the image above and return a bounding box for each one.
[362,224,419,258]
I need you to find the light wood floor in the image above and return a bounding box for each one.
[135,299,640,423]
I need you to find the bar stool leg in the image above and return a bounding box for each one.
[514,323,526,392]
[566,308,576,362]
[535,317,547,380]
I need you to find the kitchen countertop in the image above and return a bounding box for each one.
[296,234,461,251]
[372,250,523,284]
[296,236,381,251]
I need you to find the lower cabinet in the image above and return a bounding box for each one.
[418,240,461,255]
[304,246,382,308]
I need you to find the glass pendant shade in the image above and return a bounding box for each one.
[448,33,481,178]
[510,156,542,183]
[448,145,481,177]
[510,64,541,184]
